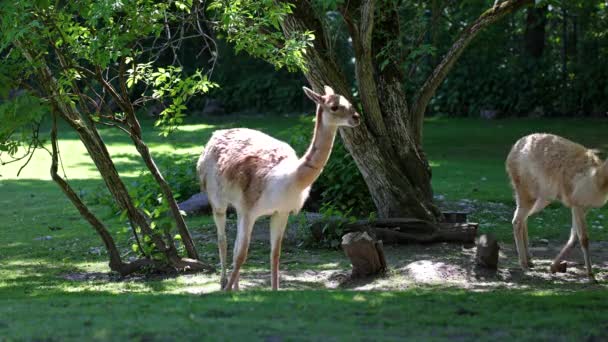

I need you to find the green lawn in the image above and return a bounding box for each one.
[1,116,608,341]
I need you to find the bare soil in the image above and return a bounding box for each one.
[194,219,608,292]
[64,219,608,292]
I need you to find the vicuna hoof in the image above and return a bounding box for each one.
[550,261,568,273]
[526,258,534,268]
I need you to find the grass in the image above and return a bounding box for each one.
[1,115,608,341]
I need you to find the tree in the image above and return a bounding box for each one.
[0,0,217,275]
[211,0,533,221]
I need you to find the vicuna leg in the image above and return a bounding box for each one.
[269,212,289,290]
[224,213,254,291]
[572,207,595,282]
[512,195,534,269]
[551,225,577,273]
[212,208,228,289]
[524,199,551,265]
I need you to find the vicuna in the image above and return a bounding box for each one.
[506,133,608,282]
[197,86,360,291]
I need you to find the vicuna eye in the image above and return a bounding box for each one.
[330,105,339,111]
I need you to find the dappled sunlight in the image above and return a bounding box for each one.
[175,123,217,132]
[402,259,466,284]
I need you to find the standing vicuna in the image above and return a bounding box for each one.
[197,86,360,291]
[507,133,608,282]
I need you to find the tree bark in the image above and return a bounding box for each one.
[282,0,532,221]
[283,0,440,220]
[49,113,124,273]
[524,5,547,58]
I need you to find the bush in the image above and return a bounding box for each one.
[208,41,307,114]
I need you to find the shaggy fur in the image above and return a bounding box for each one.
[197,85,360,291]
[506,133,608,281]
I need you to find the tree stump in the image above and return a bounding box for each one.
[475,233,499,269]
[341,231,387,278]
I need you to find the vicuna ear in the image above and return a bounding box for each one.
[323,85,335,96]
[303,87,323,104]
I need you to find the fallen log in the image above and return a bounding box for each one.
[311,217,478,245]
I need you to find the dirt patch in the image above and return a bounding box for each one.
[62,218,608,293]
[197,239,608,292]
[62,272,112,282]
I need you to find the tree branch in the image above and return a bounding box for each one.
[342,0,390,139]
[49,112,126,272]
[412,0,533,143]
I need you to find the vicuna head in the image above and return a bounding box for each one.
[303,85,360,127]
[572,159,608,208]
[594,160,608,201]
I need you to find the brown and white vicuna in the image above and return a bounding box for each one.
[506,133,608,282]
[197,86,360,291]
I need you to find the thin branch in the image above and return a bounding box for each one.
[16,145,36,176]
[412,0,533,144]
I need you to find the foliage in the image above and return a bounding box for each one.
[430,0,608,116]
[0,0,217,267]
[206,0,608,117]
[0,94,48,162]
[208,41,307,114]
[127,64,218,136]
[208,0,315,72]
[318,203,357,249]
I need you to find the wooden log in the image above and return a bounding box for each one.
[341,231,387,278]
[310,216,478,244]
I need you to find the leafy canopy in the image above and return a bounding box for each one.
[0,0,217,164]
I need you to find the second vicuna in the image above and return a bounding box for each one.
[507,133,608,282]
[197,86,360,291]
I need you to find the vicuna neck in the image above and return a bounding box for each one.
[294,105,337,189]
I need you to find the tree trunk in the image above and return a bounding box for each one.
[282,0,440,221]
[282,0,532,221]
[524,5,547,58]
